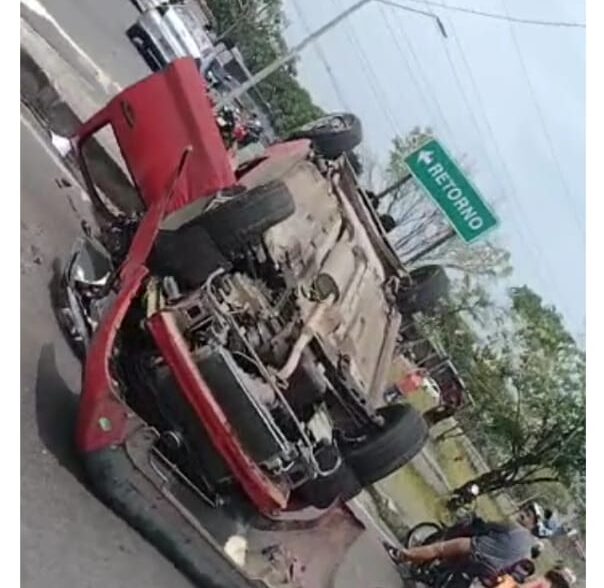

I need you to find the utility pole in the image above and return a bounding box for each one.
[375,173,413,200]
[215,0,447,109]
[406,228,456,264]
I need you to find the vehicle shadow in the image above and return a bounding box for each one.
[34,343,85,483]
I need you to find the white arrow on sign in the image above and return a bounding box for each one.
[417,150,434,165]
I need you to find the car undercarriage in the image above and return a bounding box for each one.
[49,57,430,587]
[60,157,427,514]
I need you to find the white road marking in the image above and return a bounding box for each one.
[21,111,91,204]
[21,0,123,94]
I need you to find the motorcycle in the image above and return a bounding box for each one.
[389,485,537,588]
[215,106,264,149]
[447,483,481,512]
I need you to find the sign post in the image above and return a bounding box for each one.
[404,139,498,243]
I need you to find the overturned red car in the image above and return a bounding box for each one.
[54,57,428,585]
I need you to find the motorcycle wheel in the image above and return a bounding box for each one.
[405,521,443,548]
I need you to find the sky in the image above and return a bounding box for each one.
[280,0,585,339]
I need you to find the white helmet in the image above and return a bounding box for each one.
[529,501,545,521]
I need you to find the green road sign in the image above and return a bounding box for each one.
[404,139,498,243]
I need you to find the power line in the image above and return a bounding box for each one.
[330,0,406,138]
[498,0,585,235]
[383,0,585,29]
[388,0,574,306]
[391,0,576,307]
[411,0,512,207]
[377,4,455,143]
[289,0,353,111]
[431,5,578,308]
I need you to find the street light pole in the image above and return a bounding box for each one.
[215,0,447,109]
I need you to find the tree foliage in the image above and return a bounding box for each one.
[206,0,324,134]
[426,282,585,501]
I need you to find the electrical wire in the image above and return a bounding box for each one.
[384,0,585,29]
[498,0,585,234]
[425,2,580,308]
[377,3,455,143]
[385,0,576,306]
[289,0,353,111]
[330,0,407,138]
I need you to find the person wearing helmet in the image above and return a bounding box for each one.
[528,504,569,539]
[385,506,545,586]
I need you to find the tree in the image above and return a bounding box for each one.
[416,274,495,359]
[453,389,584,498]
[206,0,324,135]
[413,240,512,278]
[448,286,585,501]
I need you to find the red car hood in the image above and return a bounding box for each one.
[72,58,236,215]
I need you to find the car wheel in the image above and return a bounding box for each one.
[396,265,450,315]
[342,404,428,486]
[126,24,145,46]
[289,113,363,159]
[126,24,163,72]
[199,180,295,256]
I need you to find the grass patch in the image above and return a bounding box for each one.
[432,437,479,486]
[431,436,505,521]
[406,387,438,414]
[377,463,448,526]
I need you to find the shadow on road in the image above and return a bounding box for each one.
[35,343,84,482]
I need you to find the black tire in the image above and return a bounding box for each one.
[126,25,164,72]
[342,404,428,486]
[221,36,236,50]
[295,446,362,509]
[397,265,450,315]
[199,180,295,255]
[405,521,443,548]
[289,113,363,159]
[150,225,231,289]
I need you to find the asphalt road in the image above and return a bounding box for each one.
[22,0,150,89]
[20,107,196,588]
